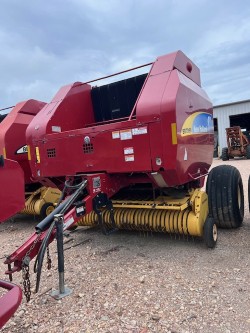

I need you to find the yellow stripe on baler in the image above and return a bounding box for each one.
[3,147,6,158]
[27,145,31,160]
[171,123,177,145]
[35,147,40,163]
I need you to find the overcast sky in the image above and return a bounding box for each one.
[0,0,250,112]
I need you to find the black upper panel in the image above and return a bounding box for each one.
[91,73,147,122]
[0,114,7,123]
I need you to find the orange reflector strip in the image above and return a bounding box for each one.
[3,147,6,158]
[35,147,40,163]
[171,123,177,144]
[27,145,31,161]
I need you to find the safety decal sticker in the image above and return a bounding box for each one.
[52,126,61,133]
[93,177,101,188]
[76,206,84,214]
[112,131,120,139]
[120,129,132,140]
[15,145,28,154]
[125,155,134,162]
[124,147,134,155]
[132,127,147,135]
[63,216,74,230]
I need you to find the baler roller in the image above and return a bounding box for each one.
[78,207,193,235]
[21,199,39,215]
[21,186,61,218]
[77,190,209,238]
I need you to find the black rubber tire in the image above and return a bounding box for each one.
[40,202,55,219]
[246,145,250,159]
[203,217,217,248]
[206,165,244,228]
[221,147,229,161]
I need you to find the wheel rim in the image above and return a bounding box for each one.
[46,206,54,216]
[237,185,241,208]
[213,224,218,242]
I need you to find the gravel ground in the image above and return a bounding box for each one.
[1,158,250,333]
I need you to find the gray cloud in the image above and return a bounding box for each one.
[0,0,250,110]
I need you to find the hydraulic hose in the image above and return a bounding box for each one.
[34,179,88,293]
[34,220,55,292]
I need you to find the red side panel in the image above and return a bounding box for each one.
[150,50,201,85]
[0,280,22,329]
[0,99,46,184]
[0,159,25,223]
[26,82,94,140]
[137,52,213,186]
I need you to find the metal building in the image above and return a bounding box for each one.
[213,99,250,157]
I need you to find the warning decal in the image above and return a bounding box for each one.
[124,147,134,155]
[120,129,132,140]
[125,155,134,162]
[112,131,120,139]
[15,145,28,154]
[132,127,147,135]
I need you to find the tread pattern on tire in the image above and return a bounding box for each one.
[206,165,244,228]
[246,145,250,159]
[40,202,54,219]
[221,147,229,161]
[204,217,217,248]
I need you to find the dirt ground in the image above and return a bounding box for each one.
[1,158,250,333]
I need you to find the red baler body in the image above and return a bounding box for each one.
[27,51,213,187]
[4,50,215,276]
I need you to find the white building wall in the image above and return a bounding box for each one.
[213,100,250,154]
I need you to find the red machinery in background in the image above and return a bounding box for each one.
[1,50,244,301]
[0,100,61,223]
[0,100,44,222]
[0,99,46,184]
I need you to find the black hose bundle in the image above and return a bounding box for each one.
[34,179,87,293]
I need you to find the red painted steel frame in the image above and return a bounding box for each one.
[5,173,126,273]
[0,280,22,329]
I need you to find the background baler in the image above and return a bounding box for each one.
[0,100,61,223]
[2,51,244,300]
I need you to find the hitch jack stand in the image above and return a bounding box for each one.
[51,214,72,300]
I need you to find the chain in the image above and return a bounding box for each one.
[47,246,52,270]
[21,233,42,302]
[22,261,31,302]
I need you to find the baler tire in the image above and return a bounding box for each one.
[206,165,244,228]
[246,145,250,159]
[221,147,229,161]
[203,217,217,248]
[40,202,55,219]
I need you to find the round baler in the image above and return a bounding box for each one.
[3,50,245,302]
[22,50,244,248]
